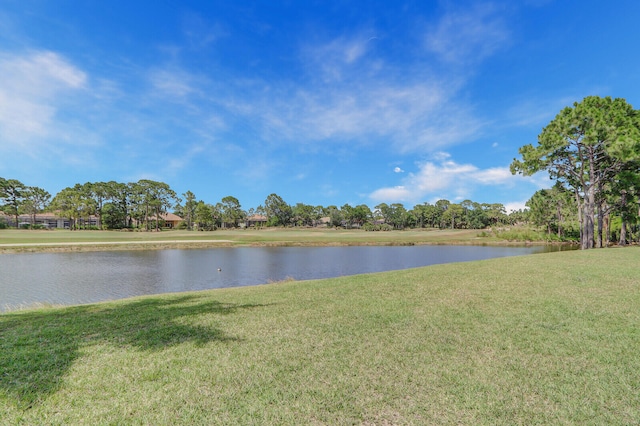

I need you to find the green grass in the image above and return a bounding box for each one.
[0,228,505,253]
[2,248,639,424]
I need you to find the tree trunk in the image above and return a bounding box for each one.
[556,206,562,239]
[619,221,627,245]
[596,203,604,248]
[582,188,596,250]
[584,214,595,249]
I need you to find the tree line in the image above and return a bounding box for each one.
[0,179,178,231]
[3,96,640,248]
[0,177,518,231]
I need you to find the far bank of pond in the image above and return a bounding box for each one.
[1,245,575,311]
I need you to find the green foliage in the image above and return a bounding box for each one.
[264,193,292,227]
[512,96,640,249]
[494,227,578,243]
[220,195,244,228]
[362,223,393,231]
[0,178,27,228]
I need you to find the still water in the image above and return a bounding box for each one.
[1,245,569,310]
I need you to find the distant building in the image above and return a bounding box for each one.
[0,211,183,229]
[244,214,268,228]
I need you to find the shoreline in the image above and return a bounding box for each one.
[0,227,579,254]
[0,239,570,254]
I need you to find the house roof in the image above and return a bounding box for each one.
[159,212,183,221]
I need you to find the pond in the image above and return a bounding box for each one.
[0,245,572,310]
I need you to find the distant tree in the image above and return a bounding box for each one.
[50,185,96,230]
[340,204,354,228]
[313,205,326,225]
[264,193,292,226]
[352,204,373,227]
[109,182,131,228]
[434,199,450,228]
[525,185,578,239]
[390,203,409,229]
[413,203,442,228]
[194,201,214,230]
[131,180,178,231]
[526,189,558,236]
[465,202,489,229]
[254,205,266,217]
[327,206,343,228]
[604,167,640,245]
[82,182,111,229]
[292,203,315,227]
[181,191,197,230]
[220,196,244,228]
[0,178,27,228]
[101,202,127,229]
[22,186,51,227]
[482,203,508,227]
[374,203,390,225]
[441,203,463,229]
[375,203,408,229]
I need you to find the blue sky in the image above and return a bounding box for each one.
[1,1,639,212]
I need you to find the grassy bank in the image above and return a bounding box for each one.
[0,228,551,254]
[1,248,639,424]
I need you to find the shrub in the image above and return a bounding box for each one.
[363,223,394,232]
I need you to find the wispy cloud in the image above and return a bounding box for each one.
[251,49,482,154]
[149,69,195,98]
[369,152,538,204]
[425,3,510,65]
[0,51,87,147]
[301,35,374,82]
[181,12,227,50]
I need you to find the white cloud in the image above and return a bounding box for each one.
[302,35,372,82]
[425,3,510,65]
[0,51,87,147]
[370,186,412,202]
[394,167,404,173]
[471,167,514,185]
[369,153,534,204]
[252,76,482,154]
[503,200,528,213]
[149,67,200,98]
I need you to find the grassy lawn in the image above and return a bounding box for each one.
[0,228,505,252]
[1,248,639,424]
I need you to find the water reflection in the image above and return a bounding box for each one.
[0,245,572,310]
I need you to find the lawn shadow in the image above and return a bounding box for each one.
[0,294,264,409]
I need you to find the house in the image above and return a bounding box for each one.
[135,212,184,229]
[159,213,183,228]
[244,214,268,228]
[0,211,182,229]
[0,211,91,228]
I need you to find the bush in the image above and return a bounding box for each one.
[363,223,393,232]
[495,228,566,242]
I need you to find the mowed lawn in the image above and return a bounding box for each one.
[1,248,639,424]
[0,227,490,250]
